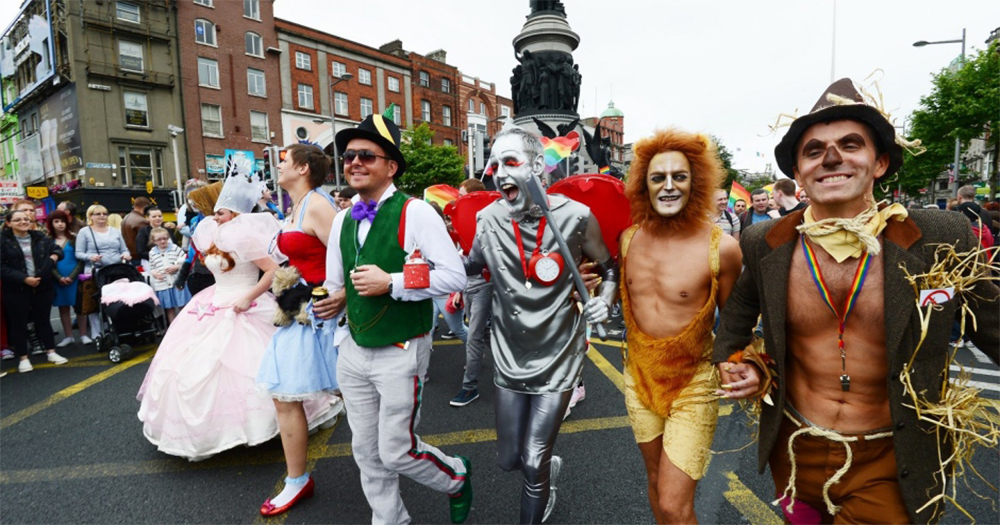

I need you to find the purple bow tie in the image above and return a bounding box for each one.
[351,200,378,222]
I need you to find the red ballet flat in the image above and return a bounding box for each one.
[259,477,315,516]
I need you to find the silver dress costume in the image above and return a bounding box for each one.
[469,195,594,394]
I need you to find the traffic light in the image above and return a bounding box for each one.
[261,148,272,180]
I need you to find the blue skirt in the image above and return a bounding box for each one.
[156,286,192,309]
[256,308,339,401]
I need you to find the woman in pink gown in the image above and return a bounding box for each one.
[137,185,336,461]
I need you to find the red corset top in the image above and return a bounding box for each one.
[277,231,327,284]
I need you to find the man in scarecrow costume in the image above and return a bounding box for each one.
[714,78,1000,523]
[464,121,617,523]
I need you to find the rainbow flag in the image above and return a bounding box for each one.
[423,184,460,209]
[728,181,751,211]
[540,135,579,173]
[599,166,610,175]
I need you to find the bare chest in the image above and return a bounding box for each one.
[625,232,713,310]
[787,242,885,338]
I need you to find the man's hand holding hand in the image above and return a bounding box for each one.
[716,362,761,399]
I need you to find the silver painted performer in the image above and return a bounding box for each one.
[465,123,619,523]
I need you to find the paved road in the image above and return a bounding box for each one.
[1,322,997,523]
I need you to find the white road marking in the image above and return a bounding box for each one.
[950,365,1000,377]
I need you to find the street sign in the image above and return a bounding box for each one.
[85,163,115,169]
[26,186,49,199]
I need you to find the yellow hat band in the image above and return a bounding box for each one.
[372,115,395,145]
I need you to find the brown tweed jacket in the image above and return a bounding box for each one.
[713,208,1000,523]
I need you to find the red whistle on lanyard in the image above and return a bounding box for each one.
[404,250,430,289]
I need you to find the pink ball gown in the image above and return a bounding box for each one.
[137,213,337,461]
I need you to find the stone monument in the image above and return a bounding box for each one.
[510,1,612,178]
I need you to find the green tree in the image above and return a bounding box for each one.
[396,123,466,196]
[711,135,740,188]
[902,42,999,197]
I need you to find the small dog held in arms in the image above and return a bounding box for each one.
[271,267,311,326]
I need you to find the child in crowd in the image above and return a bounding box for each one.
[147,227,191,323]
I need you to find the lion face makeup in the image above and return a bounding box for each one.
[625,129,722,235]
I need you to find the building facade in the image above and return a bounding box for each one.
[379,41,460,148]
[175,0,283,181]
[457,73,513,174]
[275,19,413,185]
[1,0,187,212]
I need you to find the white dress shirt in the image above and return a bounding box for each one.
[325,183,467,302]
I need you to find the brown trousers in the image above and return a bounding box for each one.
[769,413,911,524]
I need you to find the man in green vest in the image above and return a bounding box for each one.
[319,114,472,524]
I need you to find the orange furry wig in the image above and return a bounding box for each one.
[625,129,723,233]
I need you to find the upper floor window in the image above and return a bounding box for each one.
[243,0,260,20]
[197,57,219,88]
[442,105,452,127]
[124,91,149,128]
[387,77,400,93]
[421,100,431,122]
[332,61,347,78]
[297,84,314,109]
[358,68,372,85]
[334,92,348,116]
[201,104,223,137]
[467,98,474,112]
[480,102,486,115]
[247,68,266,96]
[194,0,213,6]
[392,105,401,125]
[295,51,311,71]
[360,98,373,119]
[250,111,269,142]
[419,71,429,87]
[501,106,511,118]
[245,32,263,57]
[195,19,216,46]
[116,1,140,23]
[444,139,453,146]
[118,40,144,72]
[441,78,451,93]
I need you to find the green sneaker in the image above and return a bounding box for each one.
[449,455,473,524]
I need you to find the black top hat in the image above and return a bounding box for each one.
[774,78,902,179]
[335,114,407,177]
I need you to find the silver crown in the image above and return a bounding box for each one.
[215,152,265,214]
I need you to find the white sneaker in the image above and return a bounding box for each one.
[543,455,563,523]
[569,384,586,409]
[80,336,94,345]
[18,360,33,373]
[47,352,68,365]
[57,337,75,348]
[1,349,14,360]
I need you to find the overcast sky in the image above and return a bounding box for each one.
[3,0,997,174]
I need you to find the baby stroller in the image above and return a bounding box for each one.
[93,263,165,363]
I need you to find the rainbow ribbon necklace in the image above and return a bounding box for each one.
[800,236,874,392]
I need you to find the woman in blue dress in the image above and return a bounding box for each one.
[47,210,86,347]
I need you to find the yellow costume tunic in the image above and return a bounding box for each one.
[620,224,722,480]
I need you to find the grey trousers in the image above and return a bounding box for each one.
[338,333,467,524]
[461,284,493,390]
[495,387,573,524]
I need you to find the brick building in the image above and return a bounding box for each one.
[582,100,626,172]
[457,73,514,173]
[176,0,283,181]
[275,19,413,186]
[379,41,460,147]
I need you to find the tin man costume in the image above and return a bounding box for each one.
[465,124,618,523]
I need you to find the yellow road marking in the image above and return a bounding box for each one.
[587,345,625,393]
[432,339,465,346]
[1,416,631,486]
[723,471,781,524]
[0,349,154,430]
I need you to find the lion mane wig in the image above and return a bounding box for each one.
[625,129,723,234]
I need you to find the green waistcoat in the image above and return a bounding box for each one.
[340,191,433,347]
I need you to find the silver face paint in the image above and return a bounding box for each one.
[490,133,545,220]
